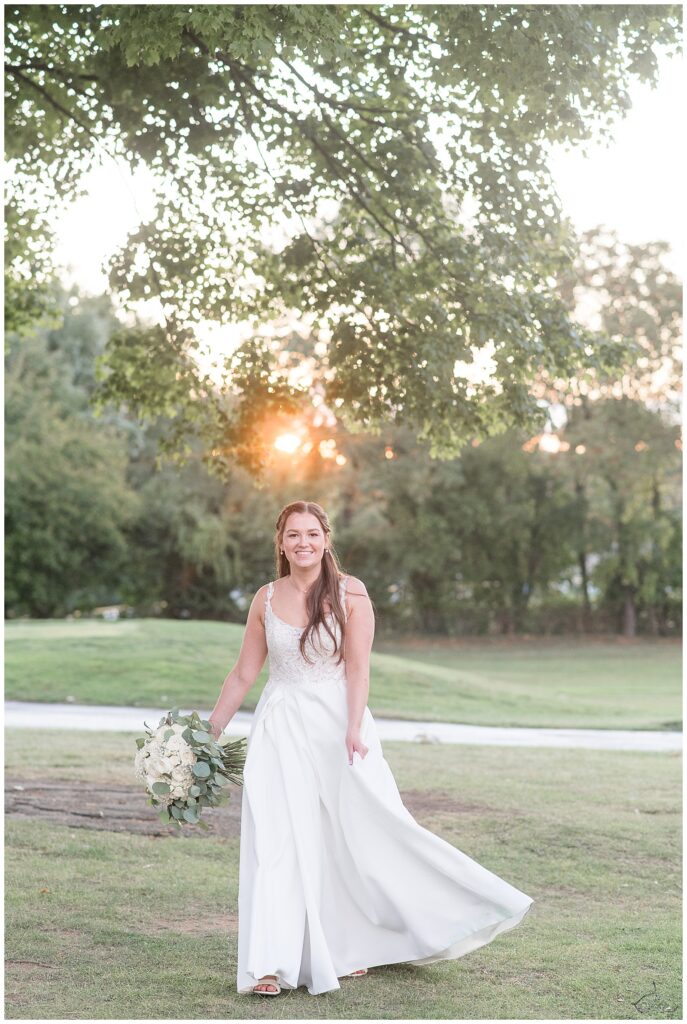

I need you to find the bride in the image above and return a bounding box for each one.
[209,500,533,996]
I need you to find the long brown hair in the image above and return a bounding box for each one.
[274,501,347,664]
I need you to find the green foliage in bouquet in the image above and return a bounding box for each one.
[134,708,247,830]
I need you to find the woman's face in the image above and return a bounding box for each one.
[280,512,327,569]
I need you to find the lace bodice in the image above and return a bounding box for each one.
[264,575,349,688]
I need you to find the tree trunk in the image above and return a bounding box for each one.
[578,551,592,630]
[501,607,516,635]
[646,605,659,635]
[646,475,662,636]
[574,477,592,631]
[622,589,637,638]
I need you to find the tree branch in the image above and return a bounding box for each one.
[361,7,438,50]
[6,67,97,137]
[276,56,390,126]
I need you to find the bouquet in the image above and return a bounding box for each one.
[134,708,247,829]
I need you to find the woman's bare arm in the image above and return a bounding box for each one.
[344,577,375,760]
[208,586,268,739]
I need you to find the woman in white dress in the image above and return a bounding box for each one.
[209,500,533,997]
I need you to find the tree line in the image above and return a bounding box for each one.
[5,273,680,637]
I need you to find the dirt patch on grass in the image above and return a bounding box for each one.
[5,959,60,971]
[36,927,83,939]
[5,777,242,838]
[143,911,238,936]
[5,777,490,838]
[400,789,497,818]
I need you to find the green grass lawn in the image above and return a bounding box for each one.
[4,728,681,1020]
[4,618,682,730]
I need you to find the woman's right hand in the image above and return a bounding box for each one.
[209,720,223,741]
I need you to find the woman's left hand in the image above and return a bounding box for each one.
[345,730,369,765]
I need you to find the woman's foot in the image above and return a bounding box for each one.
[345,968,368,977]
[253,974,280,994]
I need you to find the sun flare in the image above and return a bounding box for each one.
[274,432,303,454]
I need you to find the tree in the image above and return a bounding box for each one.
[5,4,681,472]
[5,296,140,615]
[121,419,281,617]
[537,227,683,413]
[446,433,580,634]
[558,397,681,637]
[324,424,581,634]
[531,229,683,635]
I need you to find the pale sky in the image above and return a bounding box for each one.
[547,52,684,273]
[53,52,683,305]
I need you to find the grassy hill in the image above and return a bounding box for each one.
[4,618,681,730]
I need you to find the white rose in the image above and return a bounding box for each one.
[164,734,187,753]
[171,765,194,785]
[149,753,175,776]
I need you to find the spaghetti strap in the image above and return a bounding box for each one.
[265,580,274,613]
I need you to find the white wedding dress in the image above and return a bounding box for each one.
[236,575,533,996]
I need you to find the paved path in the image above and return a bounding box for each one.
[5,701,682,752]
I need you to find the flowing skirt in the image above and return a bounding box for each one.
[236,677,533,995]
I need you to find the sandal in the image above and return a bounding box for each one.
[252,974,281,995]
[344,968,368,977]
